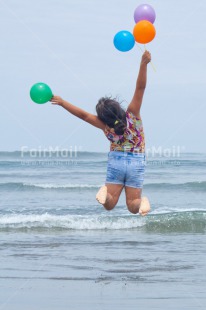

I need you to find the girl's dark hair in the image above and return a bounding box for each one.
[96,97,126,135]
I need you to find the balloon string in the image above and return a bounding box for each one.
[150,61,156,72]
[136,43,156,72]
[144,44,156,72]
[136,44,144,53]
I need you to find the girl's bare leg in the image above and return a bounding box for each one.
[125,186,151,216]
[139,196,151,216]
[96,184,124,211]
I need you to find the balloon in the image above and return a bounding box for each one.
[30,83,53,104]
[133,20,156,44]
[134,4,156,24]
[113,30,135,52]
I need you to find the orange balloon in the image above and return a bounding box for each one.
[133,20,156,44]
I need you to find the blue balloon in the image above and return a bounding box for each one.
[113,31,135,52]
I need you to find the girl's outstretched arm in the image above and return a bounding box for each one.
[127,51,151,118]
[51,96,105,130]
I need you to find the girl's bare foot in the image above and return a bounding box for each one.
[96,185,107,205]
[139,197,151,216]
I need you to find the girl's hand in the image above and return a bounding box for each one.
[50,95,64,106]
[141,51,151,65]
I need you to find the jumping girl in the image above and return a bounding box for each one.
[51,50,151,216]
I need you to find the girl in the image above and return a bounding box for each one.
[51,51,151,216]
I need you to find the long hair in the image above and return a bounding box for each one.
[96,97,126,135]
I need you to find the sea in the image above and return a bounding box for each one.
[0,151,206,309]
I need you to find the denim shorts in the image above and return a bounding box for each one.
[106,151,146,189]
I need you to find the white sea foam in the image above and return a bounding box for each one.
[25,183,101,189]
[151,207,206,215]
[0,214,145,230]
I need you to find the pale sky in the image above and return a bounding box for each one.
[0,0,206,152]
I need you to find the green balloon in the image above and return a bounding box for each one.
[30,82,53,104]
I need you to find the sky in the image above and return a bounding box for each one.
[0,0,206,153]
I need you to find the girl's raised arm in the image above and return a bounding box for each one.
[51,96,105,130]
[127,51,151,118]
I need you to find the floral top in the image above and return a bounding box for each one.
[104,110,145,153]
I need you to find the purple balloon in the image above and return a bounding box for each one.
[134,4,156,24]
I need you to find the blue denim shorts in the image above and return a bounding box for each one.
[106,151,146,189]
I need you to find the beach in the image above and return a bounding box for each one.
[0,151,206,309]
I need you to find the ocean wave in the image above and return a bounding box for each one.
[0,211,205,233]
[0,181,206,191]
[26,183,101,189]
[144,181,206,191]
[0,182,101,190]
